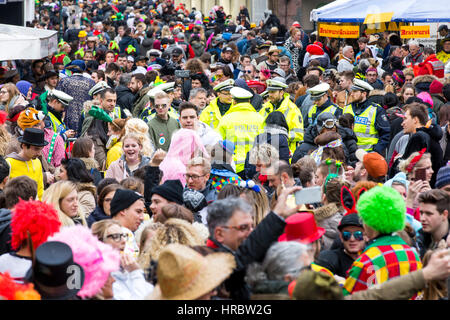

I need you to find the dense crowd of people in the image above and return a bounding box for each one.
[0,0,449,301]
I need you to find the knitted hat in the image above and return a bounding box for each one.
[151,179,184,205]
[15,80,32,97]
[356,185,405,234]
[435,165,450,189]
[429,80,443,94]
[392,70,404,85]
[110,189,144,217]
[355,149,388,178]
[417,91,434,107]
[384,172,410,192]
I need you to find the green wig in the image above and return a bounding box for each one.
[356,185,405,234]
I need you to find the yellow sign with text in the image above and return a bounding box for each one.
[400,25,430,38]
[318,23,359,38]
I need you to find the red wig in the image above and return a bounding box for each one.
[10,199,61,251]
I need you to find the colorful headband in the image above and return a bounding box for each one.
[310,140,343,165]
[406,148,426,173]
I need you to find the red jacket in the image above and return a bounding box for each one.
[417,54,445,78]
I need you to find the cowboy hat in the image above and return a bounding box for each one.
[268,45,282,54]
[147,243,235,300]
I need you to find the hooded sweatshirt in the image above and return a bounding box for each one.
[5,152,44,200]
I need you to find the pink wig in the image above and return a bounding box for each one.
[416,91,433,107]
[159,129,209,185]
[11,200,61,251]
[48,225,120,299]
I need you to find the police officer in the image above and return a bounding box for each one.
[305,82,342,129]
[44,89,75,143]
[259,77,304,154]
[217,87,264,178]
[199,79,234,130]
[77,81,125,137]
[343,79,390,153]
[139,82,179,123]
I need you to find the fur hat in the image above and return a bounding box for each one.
[0,272,41,300]
[48,225,120,299]
[17,107,45,130]
[356,186,405,234]
[11,199,61,251]
[412,74,438,93]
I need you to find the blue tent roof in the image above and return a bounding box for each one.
[311,0,450,23]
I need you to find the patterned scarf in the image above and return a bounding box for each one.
[310,139,343,165]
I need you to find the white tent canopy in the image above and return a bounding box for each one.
[0,24,58,61]
[311,0,450,23]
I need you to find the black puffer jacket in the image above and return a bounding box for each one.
[292,125,358,166]
[206,211,286,300]
[115,85,136,113]
[0,208,12,255]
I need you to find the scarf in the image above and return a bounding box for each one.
[310,139,343,165]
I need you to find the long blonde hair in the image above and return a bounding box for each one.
[42,180,87,227]
[161,26,172,39]
[1,83,20,113]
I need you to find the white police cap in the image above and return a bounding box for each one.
[88,81,110,97]
[351,78,374,92]
[49,89,73,106]
[230,87,253,99]
[266,78,288,91]
[307,82,330,100]
[213,79,235,92]
[158,82,175,93]
[146,86,164,98]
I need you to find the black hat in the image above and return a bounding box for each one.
[150,179,184,205]
[135,55,149,62]
[110,189,144,217]
[183,188,207,213]
[337,213,363,231]
[172,48,183,56]
[25,241,85,300]
[38,71,59,82]
[18,128,49,147]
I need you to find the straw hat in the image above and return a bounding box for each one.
[147,243,236,300]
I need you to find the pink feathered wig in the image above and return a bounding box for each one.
[48,225,120,299]
[11,200,61,251]
[159,129,209,185]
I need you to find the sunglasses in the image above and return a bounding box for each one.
[342,231,364,241]
[244,70,252,74]
[221,223,253,232]
[106,233,129,242]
